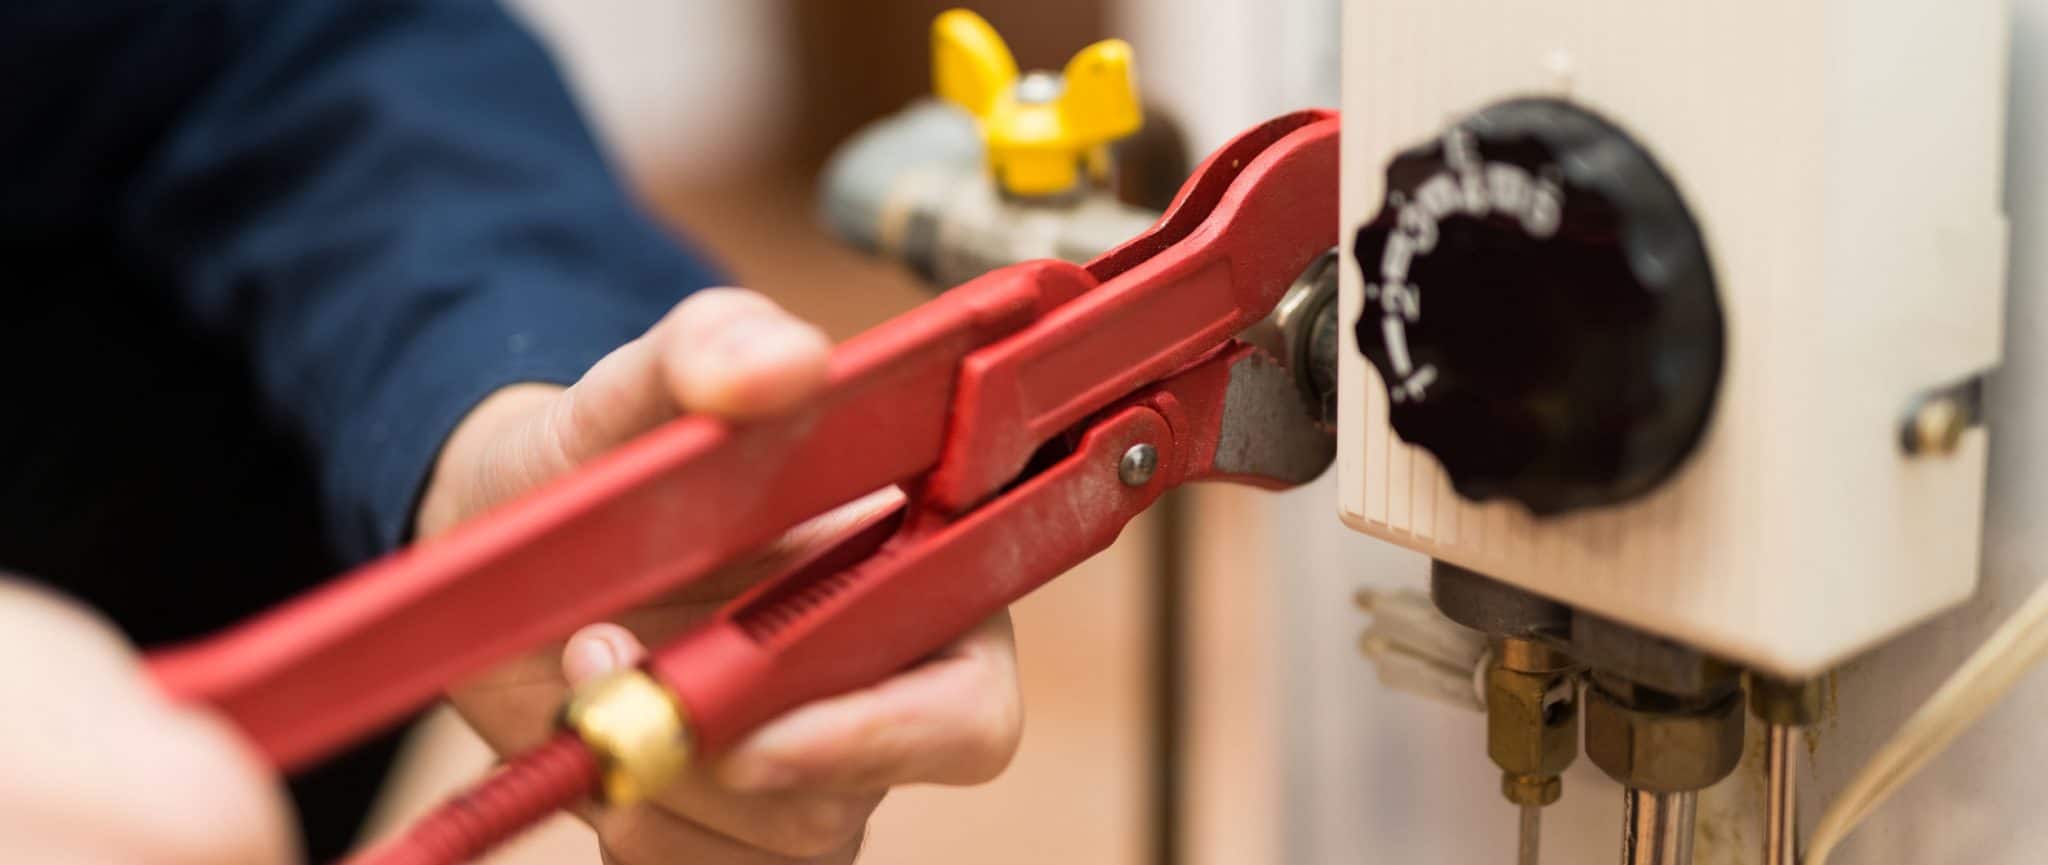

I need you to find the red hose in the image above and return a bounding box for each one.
[340,732,599,865]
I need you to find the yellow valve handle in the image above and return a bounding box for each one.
[933,9,1018,117]
[932,9,1142,197]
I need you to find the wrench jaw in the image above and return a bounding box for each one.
[1128,344,1335,492]
[922,111,1341,514]
[1088,108,1338,285]
[1211,347,1337,487]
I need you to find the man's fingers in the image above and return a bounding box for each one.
[550,288,831,467]
[655,288,831,420]
[592,794,869,865]
[562,623,649,686]
[714,614,1022,794]
[0,582,298,865]
[560,623,887,861]
[563,612,1020,796]
[555,611,1011,859]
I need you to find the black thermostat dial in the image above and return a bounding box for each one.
[1352,98,1723,515]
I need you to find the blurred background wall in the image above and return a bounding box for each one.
[501,0,793,184]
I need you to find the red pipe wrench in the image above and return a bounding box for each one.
[150,109,1339,773]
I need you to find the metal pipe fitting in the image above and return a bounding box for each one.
[560,668,692,805]
[1749,673,1825,726]
[1586,675,1744,865]
[1517,798,1544,865]
[1750,675,1825,865]
[1764,723,1798,865]
[1240,249,1341,425]
[1584,676,1744,793]
[1488,636,1578,805]
[819,100,1158,288]
[1488,635,1578,865]
[1430,564,1582,865]
[1623,788,1698,865]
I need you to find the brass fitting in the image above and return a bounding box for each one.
[1584,678,1744,793]
[1750,674,1823,865]
[561,669,693,805]
[1486,637,1578,807]
[1502,773,1563,807]
[1748,674,1825,727]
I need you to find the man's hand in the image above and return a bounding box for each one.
[0,581,298,865]
[415,289,1024,864]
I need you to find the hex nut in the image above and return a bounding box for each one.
[1486,665,1577,780]
[1585,684,1744,793]
[1502,772,1562,807]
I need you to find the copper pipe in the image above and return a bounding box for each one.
[1518,803,1543,865]
[1622,788,1696,865]
[1765,723,1799,865]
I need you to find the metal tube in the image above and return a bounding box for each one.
[1518,803,1542,865]
[1621,789,1697,865]
[1149,490,1188,865]
[1765,723,1799,865]
[818,100,1158,289]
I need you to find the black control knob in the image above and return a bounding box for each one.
[1352,98,1723,515]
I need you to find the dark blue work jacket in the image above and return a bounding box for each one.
[0,2,721,852]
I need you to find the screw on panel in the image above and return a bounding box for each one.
[1119,443,1159,486]
[1905,397,1967,456]
[1899,376,1985,457]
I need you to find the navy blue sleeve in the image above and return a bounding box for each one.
[20,2,722,561]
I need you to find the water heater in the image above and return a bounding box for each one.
[1336,0,2009,677]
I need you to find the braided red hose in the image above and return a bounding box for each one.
[341,732,598,865]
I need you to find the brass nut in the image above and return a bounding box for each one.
[1486,664,1578,779]
[1584,685,1744,793]
[1502,773,1562,807]
[561,669,693,805]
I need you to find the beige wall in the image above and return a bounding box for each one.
[503,0,795,183]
